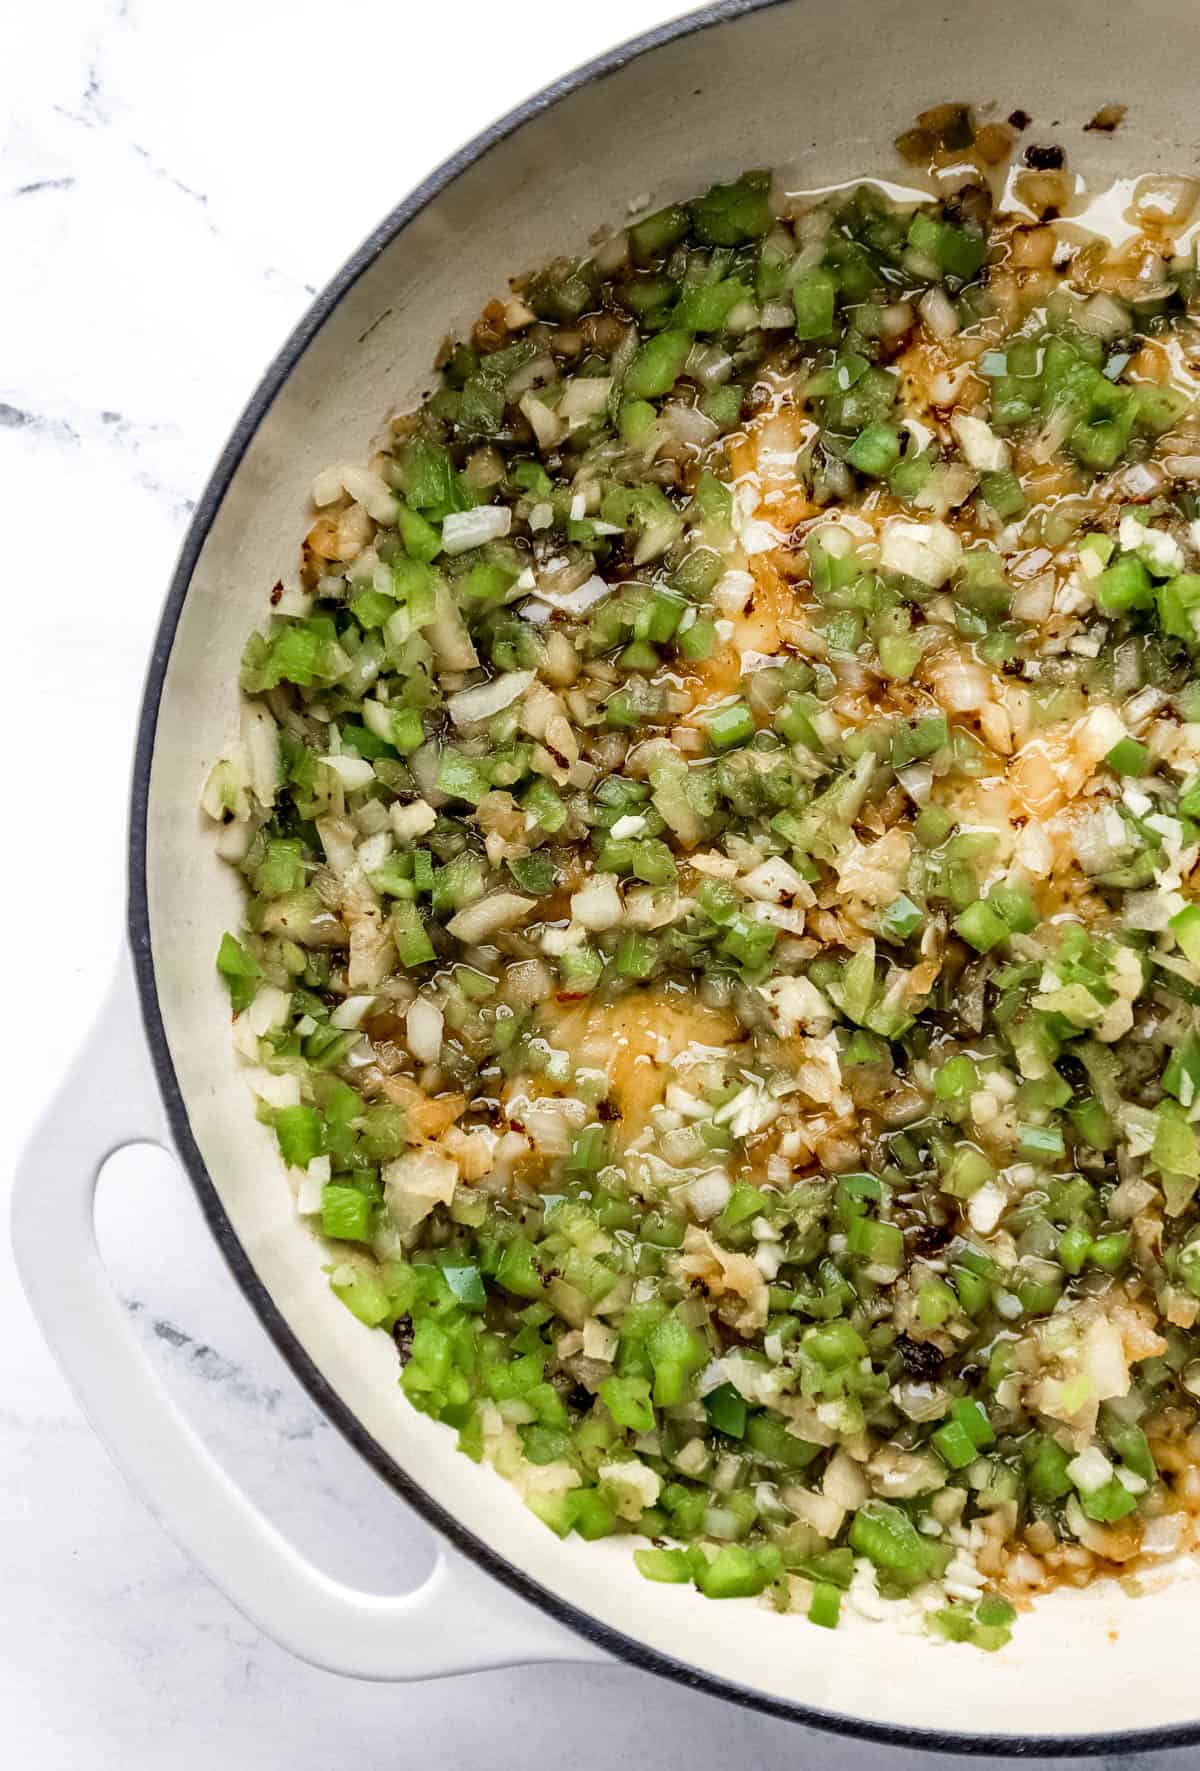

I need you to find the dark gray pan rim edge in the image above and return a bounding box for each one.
[125,0,1200,1751]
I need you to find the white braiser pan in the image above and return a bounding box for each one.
[14,0,1200,1750]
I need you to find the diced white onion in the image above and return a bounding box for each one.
[240,704,280,808]
[356,831,392,875]
[918,286,959,339]
[424,585,479,670]
[1118,462,1166,499]
[758,974,834,1038]
[244,1067,301,1110]
[504,958,555,1004]
[341,465,398,525]
[532,574,611,616]
[570,874,623,931]
[913,462,977,520]
[559,377,612,421]
[527,1098,581,1153]
[1132,174,1200,228]
[881,301,914,337]
[713,570,756,614]
[1077,292,1131,340]
[274,588,313,619]
[1124,686,1168,728]
[1077,704,1128,764]
[446,669,534,728]
[967,1181,1008,1236]
[932,652,992,713]
[391,799,437,843]
[1124,889,1174,932]
[383,1150,459,1234]
[823,1449,870,1509]
[1083,1315,1131,1401]
[331,994,377,1030]
[897,762,933,806]
[504,295,536,328]
[320,753,375,790]
[582,1318,618,1362]
[246,986,291,1037]
[759,301,794,330]
[738,856,812,904]
[361,699,394,744]
[294,1168,324,1215]
[635,514,685,565]
[754,1242,782,1279]
[880,518,962,588]
[234,1018,272,1066]
[311,464,349,507]
[660,402,719,449]
[1030,404,1074,464]
[406,996,445,1064]
[1146,529,1185,576]
[505,350,555,398]
[1014,821,1054,878]
[441,506,512,555]
[1065,1445,1113,1494]
[688,342,735,387]
[316,814,359,875]
[519,392,567,450]
[687,1169,733,1221]
[951,412,1009,473]
[1069,805,1128,875]
[445,892,536,943]
[739,520,780,557]
[1142,1514,1184,1557]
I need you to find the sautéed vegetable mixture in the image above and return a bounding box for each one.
[208,115,1200,1647]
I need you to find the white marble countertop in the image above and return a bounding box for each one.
[2,3,1191,1766]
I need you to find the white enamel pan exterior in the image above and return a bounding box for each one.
[14,0,1200,1749]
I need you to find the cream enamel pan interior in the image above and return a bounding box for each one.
[135,0,1200,1748]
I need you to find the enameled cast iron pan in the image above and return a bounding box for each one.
[15,0,1200,1750]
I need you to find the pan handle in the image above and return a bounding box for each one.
[11,950,601,1679]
